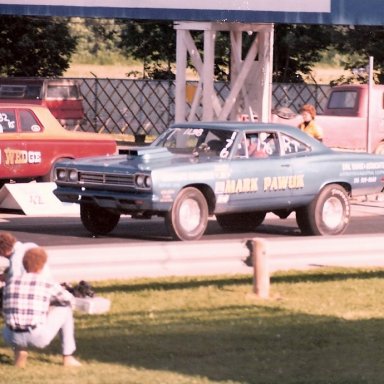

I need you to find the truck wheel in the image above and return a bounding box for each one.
[296,184,350,236]
[165,187,208,241]
[80,203,120,235]
[216,212,266,232]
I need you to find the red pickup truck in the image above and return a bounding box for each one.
[273,84,384,154]
[0,78,84,130]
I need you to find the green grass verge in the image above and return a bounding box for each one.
[1,268,384,383]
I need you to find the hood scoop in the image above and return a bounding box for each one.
[119,146,172,160]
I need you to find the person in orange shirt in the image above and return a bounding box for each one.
[298,104,323,142]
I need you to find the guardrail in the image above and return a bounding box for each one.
[45,234,384,299]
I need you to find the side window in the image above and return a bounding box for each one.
[281,133,310,155]
[328,91,357,109]
[234,133,247,158]
[0,110,16,133]
[47,85,79,99]
[245,132,279,158]
[19,110,42,133]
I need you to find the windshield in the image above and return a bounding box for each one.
[153,127,238,159]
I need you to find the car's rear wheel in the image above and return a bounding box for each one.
[296,184,350,236]
[165,187,208,241]
[80,203,120,235]
[216,211,266,232]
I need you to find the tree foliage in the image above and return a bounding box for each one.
[118,21,338,83]
[273,24,335,83]
[118,21,176,79]
[3,15,380,84]
[0,15,77,77]
[69,18,124,65]
[331,26,384,84]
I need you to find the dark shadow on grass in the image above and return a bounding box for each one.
[75,307,384,383]
[94,276,253,294]
[94,269,384,294]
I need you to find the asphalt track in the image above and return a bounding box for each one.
[0,195,383,282]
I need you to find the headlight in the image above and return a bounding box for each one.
[144,176,152,188]
[69,169,78,182]
[55,168,78,182]
[136,174,145,187]
[135,173,152,189]
[56,169,67,181]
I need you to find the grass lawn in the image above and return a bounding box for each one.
[1,268,384,384]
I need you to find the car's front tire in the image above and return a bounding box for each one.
[165,187,208,241]
[80,203,120,235]
[216,212,266,232]
[296,184,350,236]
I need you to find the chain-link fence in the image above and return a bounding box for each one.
[75,77,331,137]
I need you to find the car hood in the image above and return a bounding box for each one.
[58,146,218,172]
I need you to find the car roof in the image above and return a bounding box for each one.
[172,121,308,136]
[172,121,294,131]
[171,121,330,152]
[0,103,49,109]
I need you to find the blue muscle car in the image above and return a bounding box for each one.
[54,122,384,240]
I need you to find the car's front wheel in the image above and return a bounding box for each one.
[296,184,350,236]
[80,203,120,235]
[216,211,266,232]
[165,187,208,241]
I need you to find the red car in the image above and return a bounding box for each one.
[0,103,116,183]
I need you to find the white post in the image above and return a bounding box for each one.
[202,28,216,121]
[175,28,187,123]
[260,24,274,123]
[367,56,374,153]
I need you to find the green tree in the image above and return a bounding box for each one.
[0,15,77,77]
[331,26,384,84]
[118,21,176,79]
[69,18,124,65]
[273,24,335,83]
[118,21,338,83]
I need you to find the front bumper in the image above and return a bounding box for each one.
[54,186,170,214]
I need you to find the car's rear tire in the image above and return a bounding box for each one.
[165,187,208,241]
[296,184,350,236]
[216,211,266,232]
[80,203,120,235]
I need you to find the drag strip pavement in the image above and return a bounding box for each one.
[45,234,384,283]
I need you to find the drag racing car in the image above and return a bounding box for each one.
[54,122,384,240]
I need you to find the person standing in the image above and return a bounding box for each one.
[2,247,81,367]
[298,104,323,142]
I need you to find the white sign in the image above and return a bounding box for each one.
[0,182,79,216]
[1,0,331,13]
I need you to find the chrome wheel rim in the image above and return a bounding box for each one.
[179,198,201,232]
[322,197,344,229]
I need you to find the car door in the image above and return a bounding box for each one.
[17,108,49,178]
[0,108,27,180]
[277,131,319,206]
[214,131,297,213]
